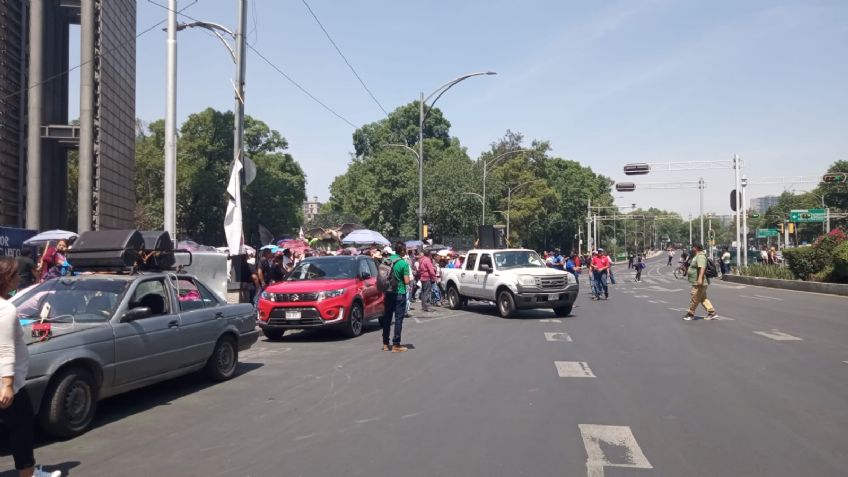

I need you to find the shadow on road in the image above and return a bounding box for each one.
[263,321,380,344]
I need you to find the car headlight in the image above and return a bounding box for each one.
[318,288,346,301]
[260,291,272,301]
[517,275,537,287]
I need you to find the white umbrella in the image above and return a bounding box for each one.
[341,229,390,246]
[23,229,78,246]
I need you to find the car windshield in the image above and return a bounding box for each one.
[494,251,546,270]
[286,258,357,281]
[14,278,130,324]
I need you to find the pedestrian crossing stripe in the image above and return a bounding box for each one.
[555,361,596,377]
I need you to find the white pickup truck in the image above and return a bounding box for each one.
[440,248,579,318]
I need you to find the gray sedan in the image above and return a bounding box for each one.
[12,272,258,437]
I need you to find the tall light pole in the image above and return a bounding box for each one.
[462,192,485,225]
[419,71,496,239]
[481,149,532,226]
[506,179,542,240]
[164,0,178,238]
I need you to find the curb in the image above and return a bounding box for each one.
[723,275,848,297]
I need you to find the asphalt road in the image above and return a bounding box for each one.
[3,255,847,476]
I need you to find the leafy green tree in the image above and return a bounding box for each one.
[352,101,451,157]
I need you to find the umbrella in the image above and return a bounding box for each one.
[424,244,448,252]
[23,229,78,246]
[405,240,423,249]
[277,239,310,254]
[341,229,390,246]
[437,249,452,257]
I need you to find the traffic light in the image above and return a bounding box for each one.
[730,189,738,212]
[822,172,847,184]
[778,223,784,233]
[623,163,651,175]
[423,224,429,239]
[615,182,636,192]
[788,223,795,233]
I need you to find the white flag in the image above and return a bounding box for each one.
[299,227,305,240]
[224,159,243,256]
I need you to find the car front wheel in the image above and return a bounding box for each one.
[447,285,463,310]
[553,305,573,317]
[206,336,238,381]
[343,302,364,338]
[40,367,99,438]
[497,290,517,318]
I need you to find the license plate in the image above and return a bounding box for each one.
[285,311,302,320]
[548,293,559,301]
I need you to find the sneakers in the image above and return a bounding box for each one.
[381,344,390,351]
[682,314,694,321]
[391,345,408,353]
[34,467,62,477]
[705,312,718,320]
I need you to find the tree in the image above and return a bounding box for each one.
[352,101,451,157]
[134,108,306,245]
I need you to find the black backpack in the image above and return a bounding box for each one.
[705,257,718,278]
[377,258,401,292]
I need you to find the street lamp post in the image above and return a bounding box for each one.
[462,192,485,225]
[481,149,534,226]
[418,71,496,239]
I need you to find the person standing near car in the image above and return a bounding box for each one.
[683,244,717,321]
[15,250,38,292]
[591,249,611,300]
[388,243,411,352]
[417,251,436,312]
[0,257,63,477]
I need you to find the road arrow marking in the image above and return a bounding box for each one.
[555,361,596,377]
[754,329,802,341]
[545,332,572,342]
[579,424,653,477]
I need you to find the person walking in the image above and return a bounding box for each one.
[634,255,644,282]
[627,253,634,270]
[720,248,731,277]
[682,244,717,321]
[667,249,674,266]
[1,257,63,477]
[417,251,436,312]
[591,249,611,300]
[587,251,597,295]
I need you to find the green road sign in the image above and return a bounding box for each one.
[750,213,760,218]
[789,208,826,223]
[756,228,779,238]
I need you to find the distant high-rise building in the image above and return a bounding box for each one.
[750,196,780,214]
[302,196,322,222]
[0,0,136,230]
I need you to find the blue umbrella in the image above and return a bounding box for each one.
[341,229,390,246]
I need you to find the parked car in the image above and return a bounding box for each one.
[10,273,258,437]
[256,255,384,339]
[440,248,579,318]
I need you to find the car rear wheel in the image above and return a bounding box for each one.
[40,367,99,438]
[343,302,364,338]
[447,285,463,310]
[262,328,286,340]
[497,290,517,318]
[553,305,573,317]
[206,336,238,381]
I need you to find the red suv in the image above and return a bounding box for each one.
[257,256,385,339]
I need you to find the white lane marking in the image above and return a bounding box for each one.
[539,319,563,323]
[648,285,684,292]
[740,295,771,301]
[668,307,687,312]
[713,282,747,289]
[754,294,783,301]
[713,315,735,321]
[647,300,659,303]
[754,329,802,341]
[579,424,653,477]
[843,361,848,365]
[634,295,650,298]
[655,299,667,303]
[555,361,596,377]
[545,332,573,342]
[240,347,292,361]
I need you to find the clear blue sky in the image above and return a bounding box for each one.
[124,0,847,218]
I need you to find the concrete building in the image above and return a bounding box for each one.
[0,0,136,231]
[750,195,780,214]
[302,196,322,222]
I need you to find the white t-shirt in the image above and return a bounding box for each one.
[0,299,29,394]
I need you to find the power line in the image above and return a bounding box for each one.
[300,0,388,116]
[147,0,359,129]
[0,0,199,103]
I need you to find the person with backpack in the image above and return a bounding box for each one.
[634,256,644,282]
[682,244,717,321]
[377,244,411,352]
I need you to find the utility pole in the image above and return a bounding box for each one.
[689,213,693,246]
[164,0,178,238]
[233,0,247,204]
[698,177,704,245]
[741,175,749,267]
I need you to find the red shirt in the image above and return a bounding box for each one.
[591,255,610,271]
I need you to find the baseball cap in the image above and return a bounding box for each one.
[597,248,605,252]
[382,246,394,255]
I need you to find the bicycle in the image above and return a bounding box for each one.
[673,261,689,279]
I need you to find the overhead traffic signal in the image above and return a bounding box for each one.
[822,172,847,184]
[730,189,738,212]
[623,163,651,175]
[778,223,784,233]
[615,182,636,192]
[788,223,795,233]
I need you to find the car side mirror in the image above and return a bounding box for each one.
[121,307,152,323]
[479,264,491,273]
[359,272,371,280]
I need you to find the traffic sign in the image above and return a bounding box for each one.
[615,182,636,192]
[789,208,826,223]
[756,228,779,238]
[822,172,847,184]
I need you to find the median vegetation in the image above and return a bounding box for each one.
[781,228,848,283]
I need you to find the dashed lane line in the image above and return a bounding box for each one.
[544,332,573,342]
[579,424,653,477]
[634,295,650,298]
[539,319,563,323]
[555,361,596,378]
[754,294,783,301]
[754,329,802,341]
